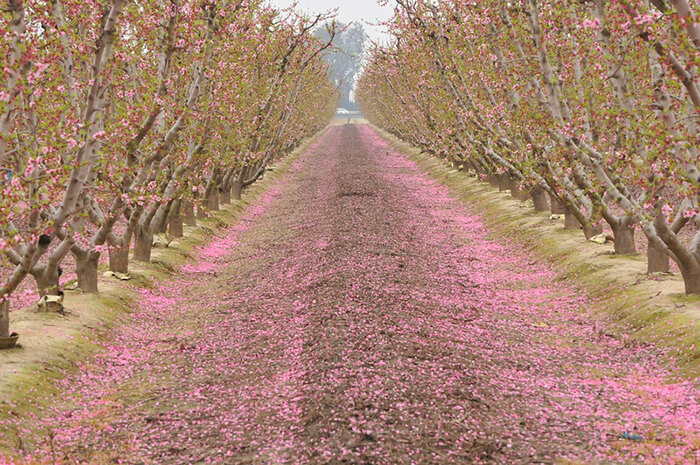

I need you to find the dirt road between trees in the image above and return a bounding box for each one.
[2,124,698,464]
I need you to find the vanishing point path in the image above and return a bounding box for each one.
[11,125,700,464]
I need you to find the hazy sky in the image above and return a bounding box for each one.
[268,0,394,40]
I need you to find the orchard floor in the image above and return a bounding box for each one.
[2,124,699,464]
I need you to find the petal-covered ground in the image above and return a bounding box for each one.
[3,124,699,464]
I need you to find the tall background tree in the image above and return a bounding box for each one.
[316,22,366,110]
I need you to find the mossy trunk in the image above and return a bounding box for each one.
[0,300,9,338]
[109,243,130,273]
[611,223,636,255]
[647,240,670,274]
[76,252,100,293]
[529,187,548,212]
[133,227,153,262]
[183,201,196,227]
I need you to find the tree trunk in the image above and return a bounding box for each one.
[582,223,603,240]
[498,173,513,192]
[109,242,130,273]
[611,223,637,255]
[564,209,580,230]
[486,174,499,188]
[647,239,670,273]
[169,201,184,238]
[157,217,168,234]
[183,201,196,227]
[197,202,208,219]
[207,190,219,212]
[512,185,530,201]
[0,300,9,338]
[231,180,243,201]
[530,187,549,212]
[680,263,700,295]
[33,266,62,297]
[76,252,100,293]
[133,227,153,262]
[550,195,566,214]
[220,186,231,205]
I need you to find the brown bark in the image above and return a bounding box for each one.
[486,174,500,188]
[169,201,184,238]
[157,216,168,234]
[530,187,549,212]
[681,265,700,295]
[550,195,566,214]
[32,266,62,297]
[109,243,130,273]
[611,223,637,255]
[512,185,530,201]
[133,227,153,262]
[564,210,580,230]
[76,252,100,293]
[231,180,243,201]
[197,202,208,219]
[647,239,670,273]
[497,173,514,192]
[207,189,219,211]
[220,187,231,205]
[183,201,196,227]
[0,300,9,338]
[582,224,604,240]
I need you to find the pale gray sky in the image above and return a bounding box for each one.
[267,0,394,41]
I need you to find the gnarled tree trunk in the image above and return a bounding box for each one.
[582,223,603,240]
[486,173,499,188]
[564,209,580,230]
[133,227,153,262]
[231,180,243,201]
[157,217,169,234]
[109,242,130,273]
[168,200,184,238]
[197,202,208,219]
[498,173,514,192]
[647,239,670,273]
[183,201,196,227]
[530,186,549,212]
[0,300,9,338]
[610,221,637,255]
[220,185,231,204]
[207,189,219,211]
[550,195,566,214]
[76,252,100,293]
[681,264,700,295]
[32,265,62,297]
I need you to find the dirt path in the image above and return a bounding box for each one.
[3,124,699,464]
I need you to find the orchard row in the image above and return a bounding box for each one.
[0,0,338,339]
[357,0,700,294]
